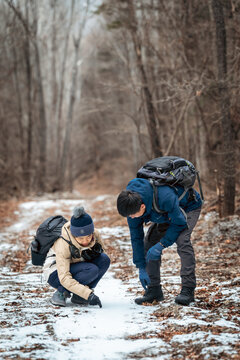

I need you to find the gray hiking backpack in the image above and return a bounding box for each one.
[137,156,204,213]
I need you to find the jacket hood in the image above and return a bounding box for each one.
[126,178,153,214]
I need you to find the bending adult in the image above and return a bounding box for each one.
[117,178,202,306]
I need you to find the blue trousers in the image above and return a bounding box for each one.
[48,253,110,295]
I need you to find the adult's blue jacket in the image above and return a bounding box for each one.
[126,178,202,269]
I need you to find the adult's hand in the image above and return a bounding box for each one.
[139,268,150,290]
[146,243,164,263]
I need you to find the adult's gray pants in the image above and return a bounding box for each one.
[145,208,201,289]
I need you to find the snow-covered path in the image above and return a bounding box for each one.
[0,194,239,360]
[0,196,167,360]
[0,271,163,360]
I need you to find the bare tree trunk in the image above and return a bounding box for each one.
[128,0,162,158]
[56,0,75,171]
[35,44,47,192]
[211,0,236,216]
[24,0,33,190]
[59,2,89,188]
[10,25,25,167]
[5,0,36,190]
[31,1,47,192]
[50,0,58,156]
[59,36,81,186]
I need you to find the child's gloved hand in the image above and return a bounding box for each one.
[88,292,102,308]
[139,268,150,290]
[146,243,164,262]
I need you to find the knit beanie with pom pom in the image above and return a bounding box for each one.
[70,206,94,237]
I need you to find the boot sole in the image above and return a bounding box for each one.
[135,296,164,305]
[175,298,194,306]
[71,300,88,305]
[50,299,66,307]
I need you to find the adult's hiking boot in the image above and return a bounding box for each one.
[71,294,88,305]
[175,286,195,306]
[50,290,66,307]
[135,285,164,305]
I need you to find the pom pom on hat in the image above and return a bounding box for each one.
[73,206,85,219]
[70,206,94,237]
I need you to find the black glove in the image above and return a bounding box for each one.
[88,292,102,308]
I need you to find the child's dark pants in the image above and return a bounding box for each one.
[145,208,201,289]
[48,253,110,295]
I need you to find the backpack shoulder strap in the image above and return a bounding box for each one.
[196,171,204,202]
[178,187,188,202]
[151,181,193,213]
[150,180,167,214]
[60,227,75,246]
[60,228,80,260]
[60,235,72,246]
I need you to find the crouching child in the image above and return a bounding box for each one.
[43,206,110,308]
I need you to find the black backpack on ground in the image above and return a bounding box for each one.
[137,156,204,213]
[30,215,67,266]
